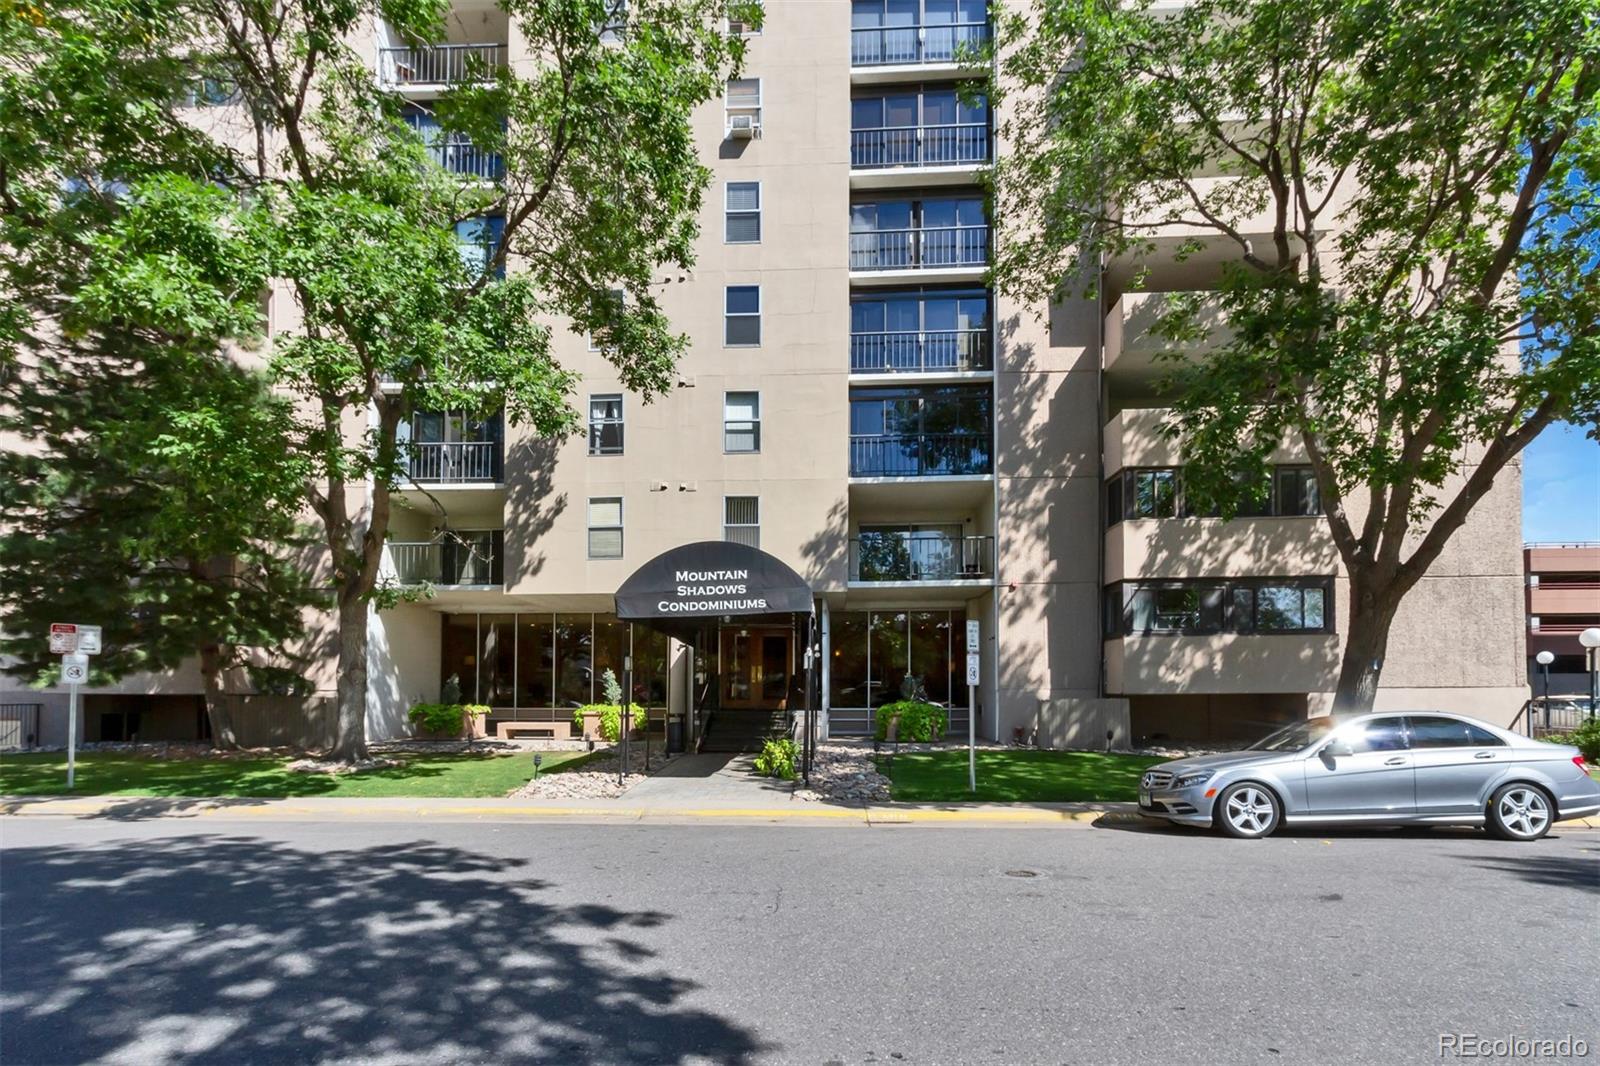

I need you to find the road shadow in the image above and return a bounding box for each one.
[0,834,769,1064]
[1455,851,1600,895]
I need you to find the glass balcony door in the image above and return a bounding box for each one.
[850,198,988,271]
[851,88,988,169]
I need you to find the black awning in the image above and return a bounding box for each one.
[614,541,813,640]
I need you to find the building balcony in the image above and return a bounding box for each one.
[850,328,990,375]
[849,533,994,583]
[850,432,992,478]
[390,532,504,586]
[1103,291,1231,386]
[850,22,990,70]
[379,43,507,88]
[848,224,989,278]
[849,124,989,188]
[406,440,502,484]
[420,132,503,181]
[1528,584,1600,616]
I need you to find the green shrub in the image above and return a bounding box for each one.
[572,703,647,743]
[1541,717,1600,763]
[408,702,489,737]
[874,700,947,742]
[754,737,798,780]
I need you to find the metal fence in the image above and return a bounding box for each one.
[379,43,506,86]
[850,22,990,66]
[849,224,989,271]
[850,328,990,373]
[0,703,41,749]
[390,534,503,585]
[849,432,992,477]
[850,534,995,582]
[850,124,989,169]
[406,440,502,483]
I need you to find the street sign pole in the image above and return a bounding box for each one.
[67,674,79,790]
[966,619,981,795]
[51,625,100,791]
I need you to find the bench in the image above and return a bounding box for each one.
[496,721,572,741]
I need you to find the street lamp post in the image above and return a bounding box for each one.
[1535,650,1555,732]
[1581,628,1600,723]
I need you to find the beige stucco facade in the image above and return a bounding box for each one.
[2,0,1530,750]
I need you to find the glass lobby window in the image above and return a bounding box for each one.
[587,497,623,559]
[724,391,761,452]
[725,181,761,243]
[909,610,953,705]
[555,613,593,706]
[588,395,623,455]
[592,614,627,699]
[725,285,761,346]
[724,496,760,548]
[515,614,555,707]
[829,612,871,708]
[869,610,909,706]
[441,614,479,702]
[476,614,516,707]
[632,626,671,707]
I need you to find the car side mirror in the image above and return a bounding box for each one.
[1321,741,1353,762]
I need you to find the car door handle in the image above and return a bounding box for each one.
[1383,757,1407,766]
[1473,752,1495,760]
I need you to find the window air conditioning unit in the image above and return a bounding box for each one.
[726,114,759,140]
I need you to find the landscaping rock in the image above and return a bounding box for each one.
[791,742,891,804]
[509,746,680,800]
[285,756,399,775]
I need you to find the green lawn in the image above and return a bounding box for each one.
[876,749,1166,803]
[0,748,594,799]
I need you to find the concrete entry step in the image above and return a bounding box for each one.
[624,753,798,807]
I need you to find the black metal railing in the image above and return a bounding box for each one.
[849,432,992,477]
[379,43,507,86]
[405,440,502,483]
[849,224,989,271]
[850,328,990,373]
[850,22,990,66]
[427,133,503,180]
[390,533,504,585]
[0,703,41,749]
[850,534,994,582]
[850,124,989,169]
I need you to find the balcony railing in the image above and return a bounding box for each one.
[849,224,989,271]
[425,133,503,180]
[406,440,502,483]
[850,124,990,169]
[850,22,990,66]
[850,328,990,373]
[850,534,994,582]
[380,43,507,86]
[390,534,503,586]
[850,432,992,477]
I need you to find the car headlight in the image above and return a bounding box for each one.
[1173,771,1215,790]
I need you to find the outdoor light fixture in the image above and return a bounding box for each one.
[1580,628,1600,722]
[1536,650,1555,731]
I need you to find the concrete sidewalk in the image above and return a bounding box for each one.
[2,792,1597,830]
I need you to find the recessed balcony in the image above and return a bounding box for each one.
[849,532,994,583]
[849,432,992,478]
[406,441,502,484]
[1103,291,1231,386]
[379,42,507,89]
[390,532,504,587]
[849,17,990,80]
[850,328,990,375]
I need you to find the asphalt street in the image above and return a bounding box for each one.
[1,816,1595,1066]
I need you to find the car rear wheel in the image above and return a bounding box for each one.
[1216,782,1281,839]
[1487,783,1553,841]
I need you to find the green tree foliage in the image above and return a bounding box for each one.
[2,0,756,759]
[990,0,1598,709]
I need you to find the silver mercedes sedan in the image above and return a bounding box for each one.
[1138,711,1600,840]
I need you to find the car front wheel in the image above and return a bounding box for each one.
[1487,783,1553,841]
[1216,782,1281,839]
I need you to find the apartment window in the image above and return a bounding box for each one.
[1275,466,1321,516]
[724,391,761,452]
[725,78,762,137]
[725,285,761,346]
[587,497,623,559]
[588,395,623,455]
[1109,578,1335,636]
[724,496,760,548]
[453,215,505,280]
[726,182,762,244]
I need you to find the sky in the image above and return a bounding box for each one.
[1522,421,1600,544]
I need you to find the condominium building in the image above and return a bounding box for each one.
[2,0,1530,751]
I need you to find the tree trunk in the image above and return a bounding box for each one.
[1332,577,1400,714]
[198,644,240,750]
[326,590,370,763]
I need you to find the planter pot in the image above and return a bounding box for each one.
[413,714,488,741]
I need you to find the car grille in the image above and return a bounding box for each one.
[1141,770,1174,791]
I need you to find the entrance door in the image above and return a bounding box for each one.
[720,628,793,710]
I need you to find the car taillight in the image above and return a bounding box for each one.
[1575,755,1589,773]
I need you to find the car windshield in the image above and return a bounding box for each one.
[1251,718,1334,752]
